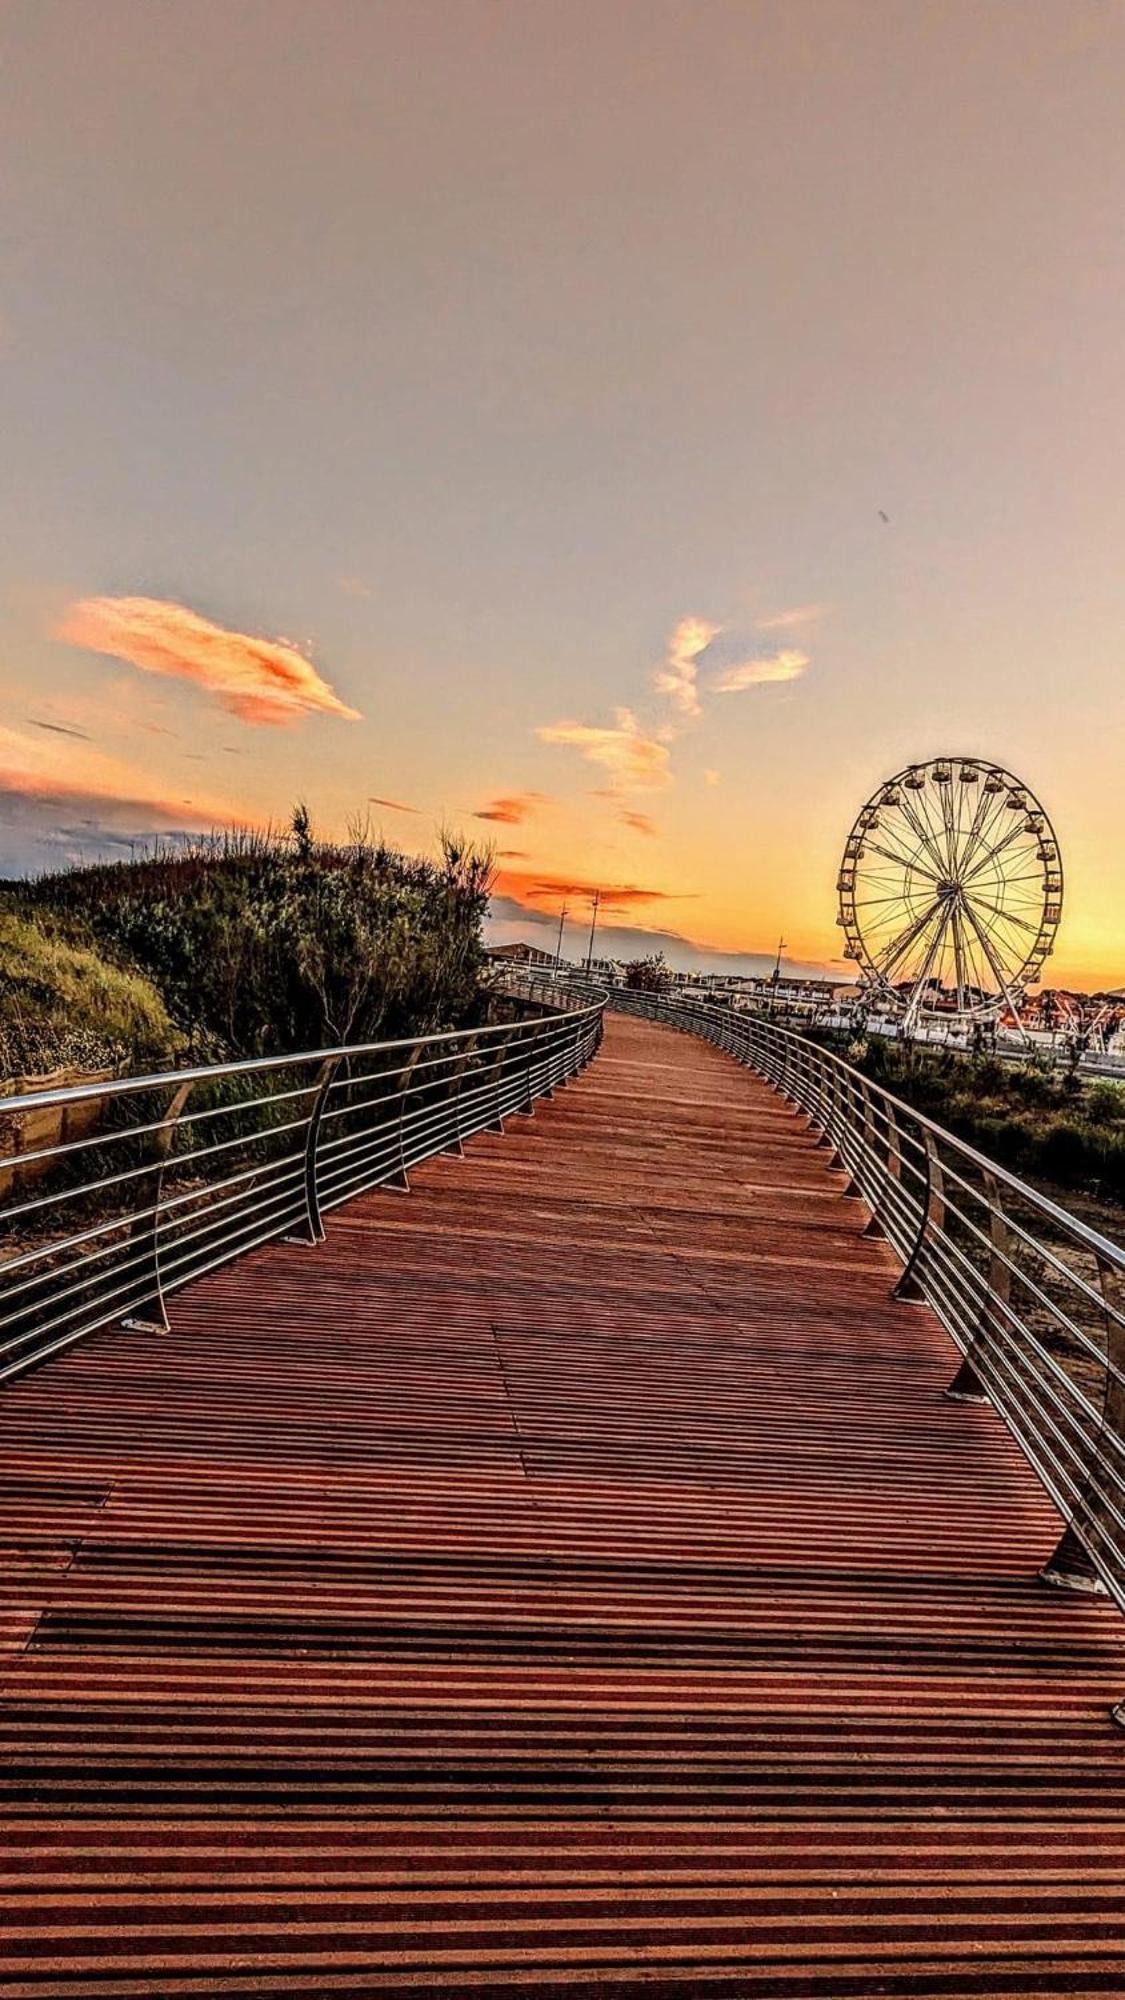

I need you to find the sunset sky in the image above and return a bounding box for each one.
[1,0,1123,984]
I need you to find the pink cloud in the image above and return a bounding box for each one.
[619,809,657,836]
[473,791,549,825]
[537,709,672,792]
[55,595,360,727]
[652,616,719,718]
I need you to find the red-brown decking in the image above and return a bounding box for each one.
[3,1013,1125,1996]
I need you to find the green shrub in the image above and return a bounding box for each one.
[1086,1080,1125,1126]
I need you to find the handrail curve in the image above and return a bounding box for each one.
[0,989,604,1382]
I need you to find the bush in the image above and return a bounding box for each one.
[21,816,493,1059]
[0,911,181,1084]
[1086,1080,1125,1126]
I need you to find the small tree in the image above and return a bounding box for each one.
[623,953,668,993]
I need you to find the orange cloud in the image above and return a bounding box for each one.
[369,794,420,814]
[652,615,718,718]
[537,708,671,792]
[619,809,657,836]
[55,595,360,727]
[494,864,685,915]
[473,791,548,824]
[704,769,721,786]
[711,648,809,692]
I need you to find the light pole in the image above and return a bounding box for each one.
[584,890,601,974]
[769,936,785,1014]
[554,900,569,972]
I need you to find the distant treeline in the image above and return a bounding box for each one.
[1,812,494,1082]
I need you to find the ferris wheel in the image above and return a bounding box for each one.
[837,758,1063,1031]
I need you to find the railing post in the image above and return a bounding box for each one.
[441,1033,478,1155]
[827,1065,848,1171]
[944,1166,1007,1402]
[840,1070,866,1199]
[284,1055,342,1245]
[387,1045,424,1190]
[1043,1251,1123,1613]
[893,1124,944,1302]
[814,1059,836,1148]
[487,1025,519,1132]
[121,1079,195,1334]
[860,1080,889,1237]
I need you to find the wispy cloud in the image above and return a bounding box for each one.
[704,768,721,786]
[338,575,372,598]
[619,809,657,836]
[55,595,360,727]
[473,791,548,824]
[652,615,719,718]
[711,648,809,693]
[369,794,420,815]
[28,717,92,742]
[538,708,671,792]
[756,604,825,632]
[0,722,243,829]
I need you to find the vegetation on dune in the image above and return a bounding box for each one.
[0,910,181,1085]
[14,811,495,1066]
[826,1031,1125,1212]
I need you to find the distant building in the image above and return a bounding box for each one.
[485,941,556,969]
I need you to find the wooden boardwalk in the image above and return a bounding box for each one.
[3,1012,1125,1995]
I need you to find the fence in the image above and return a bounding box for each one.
[0,991,604,1384]
[547,977,1125,1657]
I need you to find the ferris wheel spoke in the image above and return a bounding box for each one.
[896,794,949,877]
[937,779,960,875]
[862,837,943,882]
[962,899,1026,1020]
[902,904,952,1030]
[950,903,969,1015]
[957,783,1010,875]
[873,894,944,981]
[961,816,1028,886]
[952,778,994,876]
[969,894,1033,962]
[965,892,1037,936]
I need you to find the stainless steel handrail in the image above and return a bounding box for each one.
[0,990,604,1383]
[545,975,1125,1697]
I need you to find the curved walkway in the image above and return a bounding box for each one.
[2,1013,1125,1995]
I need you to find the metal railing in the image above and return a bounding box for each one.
[561,979,1125,1660]
[0,991,604,1384]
